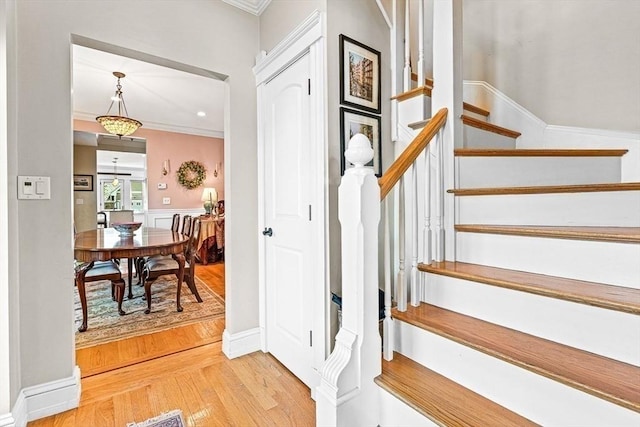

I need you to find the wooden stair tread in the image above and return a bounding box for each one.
[455,148,628,157]
[461,115,522,138]
[391,85,432,102]
[463,102,490,117]
[449,182,640,196]
[419,261,640,314]
[377,352,538,426]
[410,72,434,87]
[393,304,640,412]
[408,118,430,130]
[455,224,640,243]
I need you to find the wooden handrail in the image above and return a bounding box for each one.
[378,108,448,200]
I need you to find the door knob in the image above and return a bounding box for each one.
[262,227,273,237]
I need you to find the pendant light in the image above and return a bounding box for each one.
[96,71,142,138]
[112,158,119,186]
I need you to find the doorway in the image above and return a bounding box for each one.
[72,41,228,371]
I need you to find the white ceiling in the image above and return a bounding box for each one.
[73,45,226,170]
[72,44,226,139]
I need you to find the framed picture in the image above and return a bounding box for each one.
[73,174,93,191]
[339,34,381,114]
[340,107,382,177]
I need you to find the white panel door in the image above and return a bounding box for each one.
[263,52,315,387]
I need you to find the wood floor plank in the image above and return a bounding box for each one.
[455,224,640,243]
[393,304,640,412]
[377,352,538,426]
[419,261,640,314]
[30,263,315,426]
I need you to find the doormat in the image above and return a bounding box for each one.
[127,409,185,427]
[74,275,224,349]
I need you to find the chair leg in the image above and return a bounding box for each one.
[186,273,203,303]
[114,279,126,316]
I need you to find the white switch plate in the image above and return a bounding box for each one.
[76,198,84,205]
[157,182,167,190]
[18,176,51,199]
[162,197,171,205]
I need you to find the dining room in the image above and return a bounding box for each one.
[71,43,229,369]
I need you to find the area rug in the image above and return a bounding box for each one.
[74,275,224,349]
[127,409,185,427]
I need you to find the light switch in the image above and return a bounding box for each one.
[76,198,84,205]
[157,182,167,190]
[18,176,51,199]
[162,197,171,205]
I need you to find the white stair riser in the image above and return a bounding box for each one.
[463,126,516,148]
[378,387,437,427]
[423,273,640,366]
[455,191,640,226]
[456,156,621,188]
[456,232,640,289]
[462,110,489,122]
[395,321,640,426]
[398,95,431,129]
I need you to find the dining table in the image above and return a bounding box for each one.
[196,215,225,265]
[74,227,190,333]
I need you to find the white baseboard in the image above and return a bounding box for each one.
[222,327,262,359]
[0,408,20,427]
[16,366,81,424]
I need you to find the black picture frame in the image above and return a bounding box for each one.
[73,174,93,191]
[339,34,381,114]
[340,107,382,177]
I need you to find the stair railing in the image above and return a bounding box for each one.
[316,109,448,425]
[379,108,448,359]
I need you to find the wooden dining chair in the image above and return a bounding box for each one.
[136,213,182,283]
[75,260,126,332]
[181,215,193,236]
[141,218,203,314]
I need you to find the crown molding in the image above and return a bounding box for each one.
[222,0,272,16]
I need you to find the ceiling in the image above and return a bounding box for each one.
[73,44,226,170]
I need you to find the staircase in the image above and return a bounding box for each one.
[377,95,640,425]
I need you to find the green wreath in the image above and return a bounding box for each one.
[176,160,207,189]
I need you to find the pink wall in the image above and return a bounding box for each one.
[74,120,224,210]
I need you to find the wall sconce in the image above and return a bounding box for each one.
[213,162,222,178]
[162,160,170,176]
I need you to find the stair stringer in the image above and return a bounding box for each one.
[394,321,640,426]
[463,80,546,148]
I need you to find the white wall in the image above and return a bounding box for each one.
[8,0,259,411]
[259,0,325,53]
[326,0,391,343]
[463,0,640,132]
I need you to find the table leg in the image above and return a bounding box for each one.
[75,261,94,333]
[172,252,185,312]
[127,258,134,299]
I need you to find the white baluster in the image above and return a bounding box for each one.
[396,175,406,312]
[383,197,394,361]
[436,128,445,261]
[417,0,425,86]
[410,161,419,307]
[423,144,432,265]
[403,0,411,91]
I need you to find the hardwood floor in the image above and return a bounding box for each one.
[30,262,316,426]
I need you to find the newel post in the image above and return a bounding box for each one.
[316,134,381,426]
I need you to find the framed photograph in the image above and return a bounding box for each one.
[73,174,93,191]
[340,107,382,177]
[340,34,381,114]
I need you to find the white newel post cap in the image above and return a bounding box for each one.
[345,133,374,169]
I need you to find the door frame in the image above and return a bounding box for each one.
[254,10,328,389]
